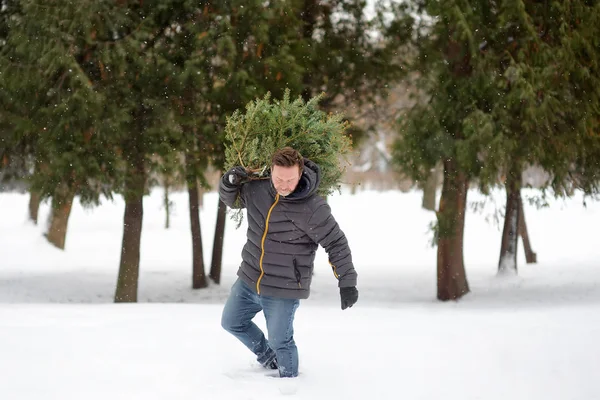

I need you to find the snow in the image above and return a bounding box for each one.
[1,187,600,399]
[498,256,517,275]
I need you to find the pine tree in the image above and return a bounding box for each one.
[0,0,25,188]
[177,1,306,284]
[107,2,185,303]
[392,1,484,300]
[200,1,408,283]
[468,1,600,275]
[117,1,305,286]
[1,1,28,186]
[2,0,198,298]
[392,1,600,299]
[224,90,352,196]
[112,0,307,296]
[534,2,600,197]
[0,0,40,219]
[293,0,407,107]
[0,1,123,247]
[148,1,218,290]
[288,0,409,150]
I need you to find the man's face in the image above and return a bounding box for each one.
[271,165,301,197]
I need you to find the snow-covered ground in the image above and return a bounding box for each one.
[1,187,599,399]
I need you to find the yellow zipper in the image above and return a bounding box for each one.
[257,194,280,294]
[329,261,340,279]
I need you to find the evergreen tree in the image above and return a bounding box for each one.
[392,1,600,299]
[106,2,185,303]
[138,1,214,290]
[392,1,482,300]
[176,1,306,284]
[289,0,409,149]
[2,0,190,296]
[192,1,408,283]
[224,90,352,197]
[112,0,305,297]
[0,1,122,246]
[155,0,304,288]
[293,0,407,107]
[463,1,600,275]
[534,2,600,198]
[0,0,22,187]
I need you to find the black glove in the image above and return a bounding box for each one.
[340,286,358,310]
[223,166,249,187]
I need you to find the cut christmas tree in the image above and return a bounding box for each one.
[223,90,353,198]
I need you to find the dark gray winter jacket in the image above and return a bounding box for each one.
[219,159,357,299]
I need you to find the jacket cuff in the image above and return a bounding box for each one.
[221,175,237,189]
[338,272,357,288]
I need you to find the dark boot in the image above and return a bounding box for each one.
[264,357,278,370]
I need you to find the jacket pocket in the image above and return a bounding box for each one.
[293,257,302,288]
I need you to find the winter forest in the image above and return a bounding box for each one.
[1,1,600,399]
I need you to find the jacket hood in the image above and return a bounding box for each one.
[270,158,321,201]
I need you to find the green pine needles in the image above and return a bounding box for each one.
[224,89,353,198]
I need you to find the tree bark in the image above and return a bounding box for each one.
[209,198,227,284]
[29,191,41,225]
[197,185,205,208]
[422,164,439,211]
[498,171,521,275]
[436,159,470,301]
[164,183,171,229]
[115,154,145,303]
[518,197,537,264]
[45,189,75,250]
[189,180,207,289]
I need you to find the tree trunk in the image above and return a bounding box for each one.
[115,155,145,303]
[29,191,41,225]
[197,185,205,208]
[518,197,537,264]
[422,164,439,211]
[189,180,207,289]
[164,183,171,229]
[45,189,75,250]
[210,198,227,284]
[436,159,470,301]
[498,171,521,275]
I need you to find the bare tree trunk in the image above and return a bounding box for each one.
[436,159,470,301]
[189,180,207,289]
[45,188,75,250]
[518,197,537,264]
[422,164,439,211]
[498,171,521,275]
[29,191,41,225]
[210,198,227,284]
[115,155,145,303]
[164,183,171,229]
[197,185,205,208]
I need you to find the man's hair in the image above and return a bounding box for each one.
[271,147,304,170]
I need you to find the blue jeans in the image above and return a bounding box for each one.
[221,278,300,378]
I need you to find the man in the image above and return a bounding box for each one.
[219,147,358,378]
